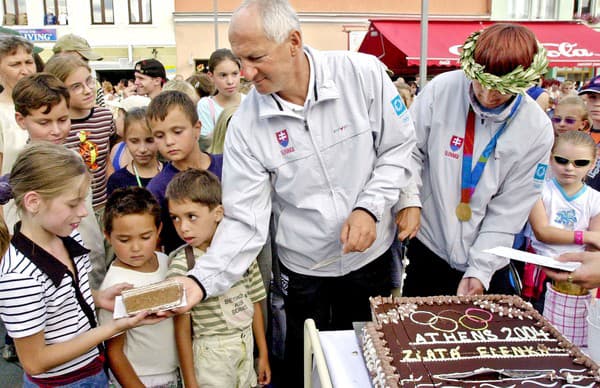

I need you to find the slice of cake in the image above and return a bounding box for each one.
[362,295,600,388]
[121,279,183,315]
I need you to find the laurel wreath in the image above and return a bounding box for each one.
[459,30,549,95]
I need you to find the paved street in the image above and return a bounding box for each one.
[0,321,23,387]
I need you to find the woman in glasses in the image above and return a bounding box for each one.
[525,130,600,342]
[398,23,554,297]
[552,96,590,136]
[44,54,115,214]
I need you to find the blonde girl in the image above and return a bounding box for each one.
[0,143,159,387]
[551,96,590,136]
[44,54,116,211]
[196,49,244,139]
[106,108,162,196]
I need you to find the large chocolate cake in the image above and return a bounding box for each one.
[362,295,599,387]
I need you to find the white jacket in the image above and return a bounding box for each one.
[402,70,554,289]
[189,46,416,297]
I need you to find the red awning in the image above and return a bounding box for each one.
[358,20,600,74]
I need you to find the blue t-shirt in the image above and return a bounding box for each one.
[147,153,223,253]
[106,167,153,197]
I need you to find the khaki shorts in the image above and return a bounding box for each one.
[193,326,257,388]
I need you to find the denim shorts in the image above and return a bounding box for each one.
[24,369,109,388]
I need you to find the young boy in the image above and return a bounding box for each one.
[146,90,223,253]
[11,73,107,289]
[97,187,178,387]
[166,169,270,387]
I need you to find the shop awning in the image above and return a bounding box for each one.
[358,20,600,74]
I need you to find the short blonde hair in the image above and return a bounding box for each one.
[163,79,199,104]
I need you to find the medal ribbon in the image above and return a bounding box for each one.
[460,94,522,205]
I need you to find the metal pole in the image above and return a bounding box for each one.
[214,0,219,50]
[419,0,429,89]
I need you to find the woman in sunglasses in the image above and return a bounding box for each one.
[551,96,590,136]
[526,130,600,343]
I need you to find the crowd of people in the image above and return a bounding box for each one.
[1,0,600,387]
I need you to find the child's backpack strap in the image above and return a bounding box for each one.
[185,245,195,271]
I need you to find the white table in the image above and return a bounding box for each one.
[305,321,371,388]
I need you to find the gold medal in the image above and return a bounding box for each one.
[456,202,472,222]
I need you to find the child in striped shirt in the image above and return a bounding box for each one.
[166,169,270,388]
[0,143,160,387]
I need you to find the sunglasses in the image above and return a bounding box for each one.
[551,116,578,125]
[552,155,592,167]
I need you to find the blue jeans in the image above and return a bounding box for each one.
[24,369,108,388]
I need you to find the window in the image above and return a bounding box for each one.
[43,0,68,25]
[2,0,27,25]
[90,0,114,24]
[507,0,558,20]
[574,0,599,19]
[129,0,151,24]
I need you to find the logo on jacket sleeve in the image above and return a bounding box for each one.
[276,130,289,147]
[391,95,407,116]
[450,136,464,152]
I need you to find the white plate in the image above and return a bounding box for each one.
[483,246,581,272]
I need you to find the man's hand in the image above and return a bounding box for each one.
[170,276,205,314]
[340,209,377,254]
[544,251,600,289]
[457,277,484,296]
[395,207,421,241]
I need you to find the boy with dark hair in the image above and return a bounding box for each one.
[166,169,269,387]
[146,90,223,253]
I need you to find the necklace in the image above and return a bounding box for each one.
[131,161,162,188]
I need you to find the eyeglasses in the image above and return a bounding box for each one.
[67,76,96,95]
[552,155,592,167]
[551,116,578,125]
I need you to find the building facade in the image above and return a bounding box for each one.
[1,0,176,82]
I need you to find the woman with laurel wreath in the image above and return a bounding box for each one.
[397,23,554,297]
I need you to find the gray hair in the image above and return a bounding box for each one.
[237,0,300,43]
[0,35,33,60]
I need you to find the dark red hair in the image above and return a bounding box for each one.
[474,23,538,77]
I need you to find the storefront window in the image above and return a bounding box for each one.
[2,0,27,25]
[44,0,68,25]
[129,0,151,24]
[507,0,558,19]
[91,0,114,24]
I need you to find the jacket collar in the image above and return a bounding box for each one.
[468,82,521,123]
[11,222,89,287]
[257,45,340,119]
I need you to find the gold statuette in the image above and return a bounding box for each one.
[456,202,472,222]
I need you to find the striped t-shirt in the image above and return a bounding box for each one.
[65,107,115,209]
[0,228,98,378]
[167,246,266,336]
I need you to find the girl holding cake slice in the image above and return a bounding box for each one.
[0,143,163,387]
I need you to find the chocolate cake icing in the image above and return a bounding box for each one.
[361,295,600,387]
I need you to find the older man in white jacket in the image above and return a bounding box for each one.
[172,0,416,385]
